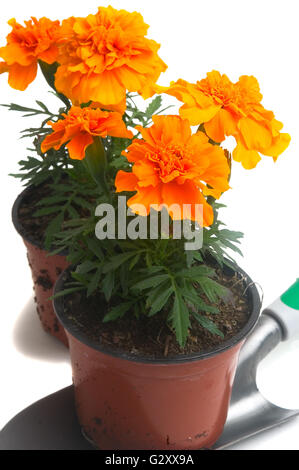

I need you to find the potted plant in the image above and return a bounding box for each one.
[0,7,166,344]
[37,7,290,450]
[3,5,291,450]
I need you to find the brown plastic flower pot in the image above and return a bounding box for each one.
[53,265,261,450]
[12,185,69,346]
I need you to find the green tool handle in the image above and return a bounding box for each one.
[281,279,299,310]
[263,279,299,341]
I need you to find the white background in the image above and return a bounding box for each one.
[0,0,299,450]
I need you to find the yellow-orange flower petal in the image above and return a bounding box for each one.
[7,62,37,91]
[263,133,291,160]
[115,171,138,192]
[41,106,133,160]
[55,6,167,105]
[0,17,60,90]
[158,71,290,168]
[115,115,230,226]
[233,141,261,170]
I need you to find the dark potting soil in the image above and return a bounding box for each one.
[62,267,252,359]
[17,183,60,248]
[17,182,92,248]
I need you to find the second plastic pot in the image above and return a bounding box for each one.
[12,185,69,346]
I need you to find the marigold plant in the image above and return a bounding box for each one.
[0,6,291,347]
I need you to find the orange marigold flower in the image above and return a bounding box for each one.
[115,115,230,227]
[160,71,290,169]
[0,17,60,90]
[41,106,133,160]
[55,6,167,107]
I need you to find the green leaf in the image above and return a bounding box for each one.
[76,260,97,274]
[170,290,190,347]
[181,285,219,314]
[44,212,64,250]
[120,264,129,296]
[71,272,90,286]
[192,312,224,337]
[102,252,137,273]
[37,195,67,206]
[218,229,243,241]
[178,265,215,280]
[18,157,41,169]
[186,250,203,268]
[145,96,162,118]
[133,274,169,291]
[139,266,165,275]
[148,286,173,316]
[198,277,228,303]
[67,205,80,218]
[103,302,133,323]
[73,196,95,209]
[218,238,243,256]
[36,100,50,113]
[102,271,115,301]
[34,206,63,217]
[129,254,140,270]
[87,268,102,297]
[49,285,85,300]
[86,238,104,260]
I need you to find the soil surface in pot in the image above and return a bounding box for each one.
[62,267,252,359]
[18,182,92,248]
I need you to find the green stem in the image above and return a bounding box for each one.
[38,60,71,110]
[84,137,110,200]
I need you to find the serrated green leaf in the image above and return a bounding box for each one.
[36,100,50,112]
[49,285,85,300]
[102,252,137,273]
[181,285,219,314]
[218,229,243,241]
[129,254,140,270]
[192,312,224,337]
[67,205,80,218]
[139,266,165,275]
[44,212,64,250]
[145,96,162,118]
[133,274,169,291]
[148,286,173,316]
[18,157,41,169]
[219,238,243,256]
[34,206,63,217]
[120,264,129,296]
[178,265,215,280]
[76,260,97,274]
[71,271,90,286]
[102,271,115,301]
[37,195,67,206]
[86,237,104,260]
[198,277,228,303]
[73,196,94,210]
[87,268,102,297]
[186,250,203,268]
[170,290,190,347]
[103,301,133,323]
